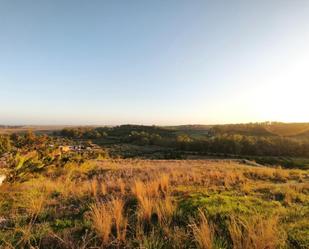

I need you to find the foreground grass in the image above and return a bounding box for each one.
[1,160,309,248]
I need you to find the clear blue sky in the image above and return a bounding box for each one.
[1,0,309,125]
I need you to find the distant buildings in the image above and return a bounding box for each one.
[58,144,97,153]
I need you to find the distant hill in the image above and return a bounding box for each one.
[264,122,309,137]
[211,123,272,136]
[208,122,309,138]
[0,125,73,134]
[165,125,213,131]
[164,125,214,139]
[2,122,309,139]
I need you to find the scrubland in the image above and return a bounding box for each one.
[0,159,309,249]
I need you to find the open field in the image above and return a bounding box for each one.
[264,123,309,137]
[0,126,71,135]
[2,1,309,248]
[55,124,309,168]
[1,159,309,248]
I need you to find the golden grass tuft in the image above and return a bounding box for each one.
[90,203,113,245]
[228,215,285,249]
[156,196,175,226]
[28,195,45,218]
[117,178,126,195]
[132,180,146,199]
[90,198,128,245]
[89,179,99,198]
[100,182,107,195]
[159,174,170,194]
[192,210,214,249]
[138,196,155,222]
[132,179,160,222]
[110,197,127,242]
[146,180,160,198]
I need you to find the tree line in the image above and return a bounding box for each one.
[57,125,309,158]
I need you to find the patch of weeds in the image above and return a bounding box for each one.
[137,230,168,249]
[52,219,74,231]
[179,193,282,219]
[287,220,309,249]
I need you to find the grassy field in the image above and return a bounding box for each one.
[0,126,71,135]
[1,159,309,249]
[264,123,309,137]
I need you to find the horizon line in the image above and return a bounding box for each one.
[1,121,309,128]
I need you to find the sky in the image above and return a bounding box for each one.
[0,0,309,125]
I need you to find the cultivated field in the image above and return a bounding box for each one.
[1,159,309,248]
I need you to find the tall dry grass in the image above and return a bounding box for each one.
[117,178,126,195]
[158,174,170,194]
[89,179,99,198]
[90,198,128,245]
[132,180,145,199]
[132,179,162,222]
[90,203,113,245]
[110,197,127,242]
[100,181,107,195]
[4,159,305,248]
[192,210,214,249]
[156,196,175,226]
[228,215,285,249]
[138,196,155,222]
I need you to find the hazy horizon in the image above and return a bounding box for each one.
[1,121,308,128]
[1,1,309,125]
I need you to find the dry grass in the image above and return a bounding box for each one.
[90,202,113,245]
[89,179,99,198]
[2,159,308,248]
[240,181,252,194]
[90,197,128,245]
[117,178,126,195]
[132,176,171,223]
[158,173,170,194]
[145,180,160,198]
[110,197,127,242]
[192,210,214,249]
[100,182,107,195]
[138,195,155,222]
[27,195,45,219]
[228,215,285,249]
[132,180,146,199]
[156,196,175,226]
